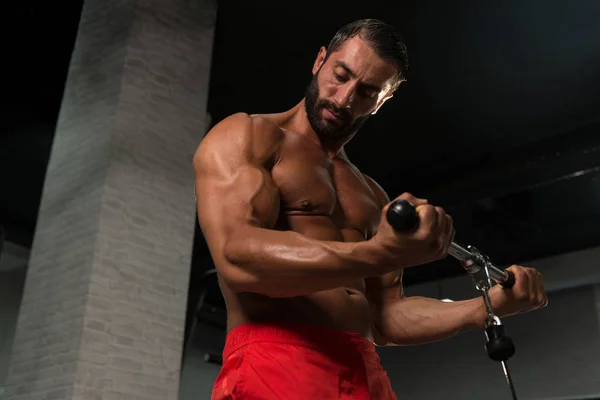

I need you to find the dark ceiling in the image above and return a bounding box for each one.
[2,1,600,316]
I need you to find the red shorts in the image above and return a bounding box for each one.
[211,321,398,400]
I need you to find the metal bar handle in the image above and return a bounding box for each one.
[385,199,515,288]
[448,243,515,287]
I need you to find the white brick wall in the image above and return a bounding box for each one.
[4,1,216,399]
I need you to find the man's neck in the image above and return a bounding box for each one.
[282,99,352,158]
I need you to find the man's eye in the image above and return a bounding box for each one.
[334,73,347,82]
[360,89,377,98]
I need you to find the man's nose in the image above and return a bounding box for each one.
[334,85,354,109]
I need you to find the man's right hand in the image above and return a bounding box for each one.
[372,193,455,268]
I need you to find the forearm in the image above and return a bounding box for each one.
[224,226,389,297]
[375,296,487,346]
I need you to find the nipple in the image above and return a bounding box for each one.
[299,200,313,209]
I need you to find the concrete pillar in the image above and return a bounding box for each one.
[5,0,217,399]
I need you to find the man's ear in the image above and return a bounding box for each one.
[372,93,393,115]
[312,46,327,75]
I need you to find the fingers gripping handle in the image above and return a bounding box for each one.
[385,199,515,288]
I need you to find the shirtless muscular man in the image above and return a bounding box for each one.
[194,19,547,400]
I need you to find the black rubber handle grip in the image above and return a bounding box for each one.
[386,199,420,233]
[485,324,516,361]
[501,271,516,289]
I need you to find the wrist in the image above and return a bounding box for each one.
[466,297,489,329]
[353,239,396,275]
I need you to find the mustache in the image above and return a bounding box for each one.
[319,101,351,121]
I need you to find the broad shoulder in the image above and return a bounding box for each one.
[194,113,285,173]
[200,112,285,152]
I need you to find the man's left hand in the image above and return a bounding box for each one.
[489,265,548,318]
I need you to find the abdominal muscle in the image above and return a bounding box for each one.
[230,285,374,339]
[225,217,376,341]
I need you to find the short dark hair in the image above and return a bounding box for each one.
[326,19,408,91]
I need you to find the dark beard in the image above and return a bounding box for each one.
[304,73,370,141]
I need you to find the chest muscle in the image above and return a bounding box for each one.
[271,139,380,239]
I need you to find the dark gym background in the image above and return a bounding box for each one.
[1,0,600,399]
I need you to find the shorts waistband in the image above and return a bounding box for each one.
[222,321,376,360]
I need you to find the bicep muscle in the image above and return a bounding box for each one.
[193,113,283,271]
